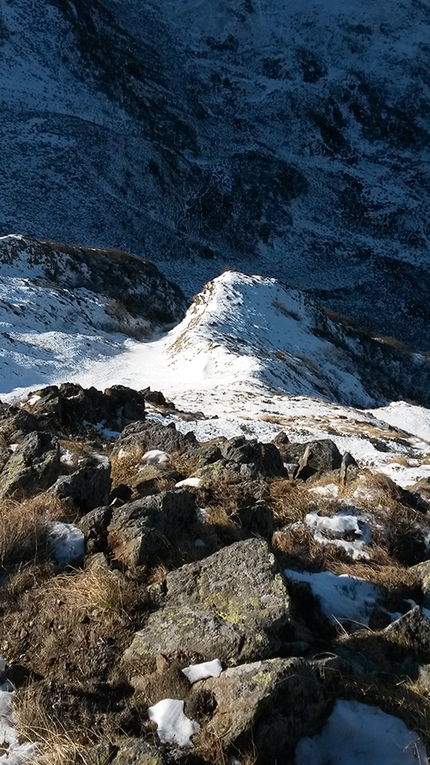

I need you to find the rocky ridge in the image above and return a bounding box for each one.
[0,382,430,763]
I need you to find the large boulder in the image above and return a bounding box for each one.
[201,658,327,762]
[107,489,196,567]
[123,539,292,667]
[0,431,60,499]
[281,439,343,480]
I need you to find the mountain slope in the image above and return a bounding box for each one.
[0,234,186,394]
[1,242,430,487]
[1,0,430,348]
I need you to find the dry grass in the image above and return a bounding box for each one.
[110,444,144,488]
[15,683,109,765]
[0,494,64,569]
[268,479,313,525]
[48,567,142,619]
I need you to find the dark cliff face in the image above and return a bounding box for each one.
[1,0,430,348]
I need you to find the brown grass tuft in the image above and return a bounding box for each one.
[268,479,313,525]
[0,494,64,569]
[110,444,144,488]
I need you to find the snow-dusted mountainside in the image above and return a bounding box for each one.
[1,0,430,348]
[2,244,430,489]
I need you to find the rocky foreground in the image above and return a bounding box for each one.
[0,383,430,764]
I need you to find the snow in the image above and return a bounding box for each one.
[142,450,169,465]
[1,266,430,489]
[0,691,37,764]
[295,699,427,765]
[147,699,200,747]
[305,510,372,560]
[175,477,202,488]
[371,401,430,443]
[284,569,383,626]
[182,659,223,684]
[47,522,85,567]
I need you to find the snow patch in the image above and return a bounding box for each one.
[284,569,383,626]
[143,449,169,465]
[295,698,427,765]
[147,699,200,747]
[305,510,372,560]
[48,522,85,567]
[175,477,202,488]
[182,659,223,684]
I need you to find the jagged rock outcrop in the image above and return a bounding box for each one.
[23,383,148,434]
[114,420,197,456]
[51,461,111,513]
[79,489,197,564]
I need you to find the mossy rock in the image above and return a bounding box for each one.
[123,539,292,668]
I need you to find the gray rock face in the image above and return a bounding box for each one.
[123,538,291,666]
[0,402,37,443]
[107,489,196,567]
[51,462,111,513]
[383,606,430,663]
[283,439,342,480]
[115,420,197,455]
[219,436,285,478]
[79,505,113,555]
[202,658,327,762]
[0,431,60,499]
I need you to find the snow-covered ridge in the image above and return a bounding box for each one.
[163,271,430,408]
[2,251,430,486]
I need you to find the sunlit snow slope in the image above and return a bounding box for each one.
[2,246,430,487]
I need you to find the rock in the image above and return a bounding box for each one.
[382,606,430,662]
[201,658,326,762]
[51,462,111,513]
[294,439,342,480]
[79,506,113,555]
[411,560,430,606]
[115,420,197,455]
[109,483,133,505]
[219,436,285,477]
[340,451,358,485]
[0,431,60,499]
[0,402,37,443]
[144,390,175,409]
[107,489,196,567]
[233,503,274,540]
[22,383,147,434]
[123,538,292,667]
